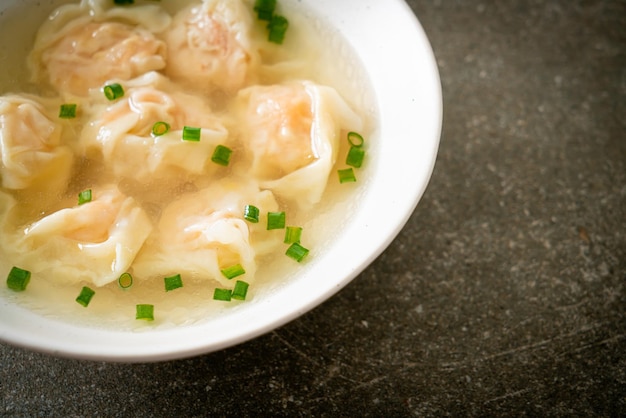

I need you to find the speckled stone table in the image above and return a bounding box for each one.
[2,0,625,416]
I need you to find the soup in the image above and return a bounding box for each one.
[0,0,376,328]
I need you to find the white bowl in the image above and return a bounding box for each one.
[0,0,441,361]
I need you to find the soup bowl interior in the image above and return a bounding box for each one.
[0,0,441,362]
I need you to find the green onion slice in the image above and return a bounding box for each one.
[59,104,77,119]
[114,0,134,4]
[103,83,124,101]
[221,264,246,280]
[347,131,365,147]
[338,168,357,183]
[244,205,260,223]
[136,304,154,321]
[211,145,232,166]
[254,0,276,20]
[151,121,170,137]
[284,226,302,244]
[118,272,133,289]
[75,286,95,307]
[78,189,92,205]
[164,274,183,292]
[346,146,365,168]
[232,280,249,301]
[267,15,288,44]
[182,126,201,142]
[6,266,31,292]
[267,211,286,230]
[286,242,309,262]
[213,288,232,302]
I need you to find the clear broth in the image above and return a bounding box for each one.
[0,0,378,329]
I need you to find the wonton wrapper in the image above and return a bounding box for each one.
[0,95,73,195]
[164,0,261,92]
[133,178,280,286]
[81,72,228,184]
[28,0,170,96]
[232,80,363,208]
[13,186,152,287]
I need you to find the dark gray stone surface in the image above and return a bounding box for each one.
[2,0,625,416]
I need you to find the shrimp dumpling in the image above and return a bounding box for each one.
[133,178,280,286]
[81,72,228,184]
[164,0,260,92]
[14,186,152,287]
[0,95,73,195]
[232,81,363,208]
[29,3,169,96]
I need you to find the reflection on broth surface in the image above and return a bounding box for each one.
[0,0,376,328]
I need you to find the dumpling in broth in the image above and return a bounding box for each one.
[28,0,170,96]
[81,72,229,185]
[133,178,280,287]
[164,0,261,93]
[232,80,362,208]
[0,95,73,195]
[12,186,152,287]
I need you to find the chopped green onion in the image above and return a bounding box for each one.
[78,189,92,205]
[347,131,365,147]
[163,274,183,292]
[118,272,133,289]
[6,266,31,292]
[338,168,357,183]
[136,304,154,321]
[211,145,232,166]
[151,121,170,137]
[103,83,124,101]
[59,104,77,119]
[267,15,288,44]
[286,242,309,262]
[221,264,246,280]
[182,126,201,142]
[346,146,365,168]
[232,280,249,301]
[284,226,302,244]
[267,211,286,230]
[213,288,232,302]
[75,286,95,307]
[114,0,134,4]
[254,0,276,20]
[346,131,365,168]
[244,205,260,223]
